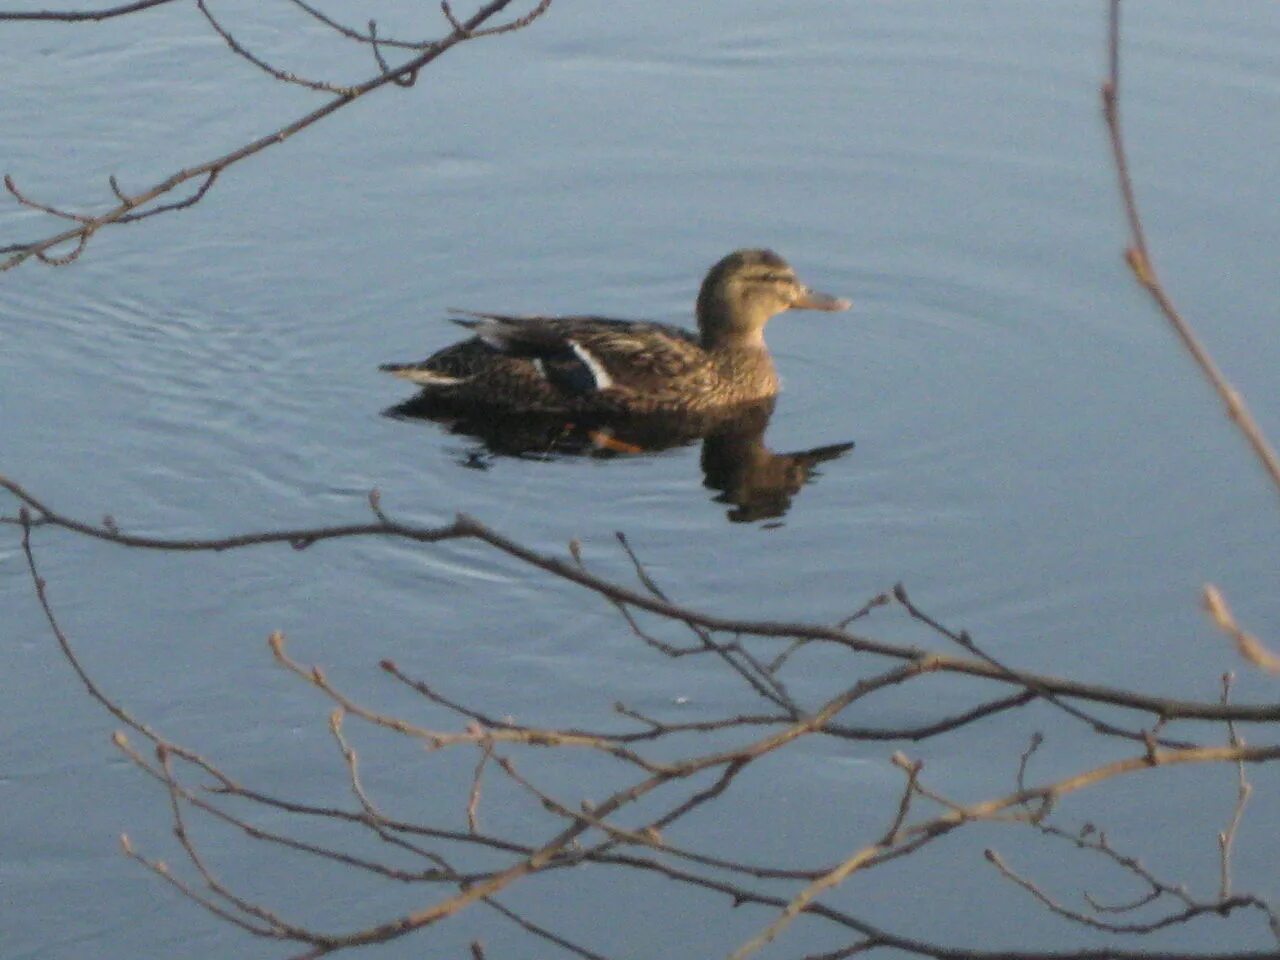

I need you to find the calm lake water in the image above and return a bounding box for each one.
[3,2,1280,957]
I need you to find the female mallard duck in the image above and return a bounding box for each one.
[379,249,851,415]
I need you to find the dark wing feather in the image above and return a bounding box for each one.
[450,315,574,356]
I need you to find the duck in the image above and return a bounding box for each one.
[379,249,851,416]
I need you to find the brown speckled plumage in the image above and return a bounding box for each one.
[380,249,850,416]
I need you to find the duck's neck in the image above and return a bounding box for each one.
[698,301,772,351]
[708,342,779,402]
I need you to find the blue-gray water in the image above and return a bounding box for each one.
[3,2,1280,957]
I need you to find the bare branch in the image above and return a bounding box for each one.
[1218,674,1252,901]
[17,486,1280,956]
[1102,0,1280,496]
[6,472,1280,726]
[194,0,357,95]
[2,0,553,270]
[281,1,427,51]
[730,737,1280,960]
[0,0,177,21]
[5,173,93,221]
[481,896,613,960]
[895,583,1201,749]
[461,0,551,39]
[985,847,1266,936]
[1204,585,1280,674]
[119,834,284,940]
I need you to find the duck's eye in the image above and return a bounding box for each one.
[758,273,793,285]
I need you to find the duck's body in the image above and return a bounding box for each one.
[380,250,849,416]
[387,313,780,415]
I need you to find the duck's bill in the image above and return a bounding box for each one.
[792,288,852,311]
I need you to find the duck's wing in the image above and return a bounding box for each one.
[448,311,705,398]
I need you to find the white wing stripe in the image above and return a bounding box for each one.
[569,341,612,390]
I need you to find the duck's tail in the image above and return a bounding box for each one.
[378,363,466,387]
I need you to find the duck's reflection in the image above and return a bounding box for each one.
[384,396,852,523]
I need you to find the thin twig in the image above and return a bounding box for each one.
[1102,0,1280,495]
[0,0,176,20]
[195,0,356,95]
[1218,674,1252,901]
[481,896,613,960]
[280,0,426,51]
[468,741,493,834]
[1204,586,1280,674]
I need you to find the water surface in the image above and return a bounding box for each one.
[3,2,1279,957]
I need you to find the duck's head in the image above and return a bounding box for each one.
[695,249,851,349]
